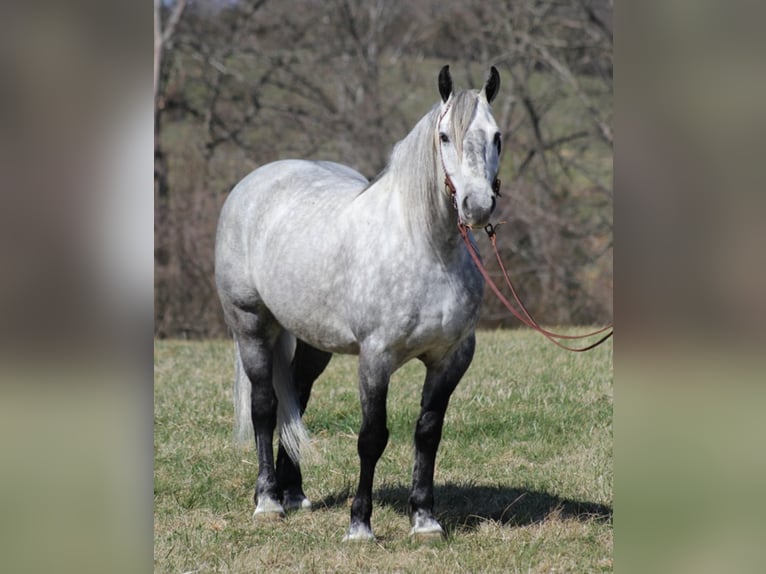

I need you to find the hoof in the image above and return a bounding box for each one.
[283,494,312,512]
[253,497,286,521]
[409,512,445,541]
[343,523,375,542]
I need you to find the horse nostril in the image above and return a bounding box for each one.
[462,194,496,218]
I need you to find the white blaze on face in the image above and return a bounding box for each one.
[438,94,500,228]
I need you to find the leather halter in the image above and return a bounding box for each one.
[437,99,458,209]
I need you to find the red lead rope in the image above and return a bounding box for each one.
[458,222,613,352]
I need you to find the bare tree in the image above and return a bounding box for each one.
[154,0,187,104]
[154,0,187,206]
[154,0,613,337]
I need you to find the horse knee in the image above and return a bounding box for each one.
[358,424,389,461]
[414,411,444,452]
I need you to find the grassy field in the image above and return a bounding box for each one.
[154,329,612,573]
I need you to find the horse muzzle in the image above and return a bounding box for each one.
[460,190,496,228]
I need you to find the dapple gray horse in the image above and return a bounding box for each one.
[215,65,502,541]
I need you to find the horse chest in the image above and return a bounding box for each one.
[412,274,480,339]
[352,259,482,351]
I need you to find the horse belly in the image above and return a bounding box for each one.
[261,281,360,355]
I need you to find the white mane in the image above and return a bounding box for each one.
[369,90,480,241]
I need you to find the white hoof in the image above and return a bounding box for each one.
[343,523,375,542]
[283,495,312,512]
[253,496,286,521]
[409,514,444,540]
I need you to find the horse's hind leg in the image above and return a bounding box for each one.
[409,334,476,539]
[276,340,332,511]
[236,329,286,519]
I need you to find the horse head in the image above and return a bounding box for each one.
[436,65,502,229]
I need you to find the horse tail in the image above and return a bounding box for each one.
[233,331,314,464]
[233,339,254,447]
[273,331,314,464]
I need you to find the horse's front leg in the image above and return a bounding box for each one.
[344,348,391,541]
[410,333,476,539]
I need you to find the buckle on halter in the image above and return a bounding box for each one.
[492,177,502,197]
[484,220,506,239]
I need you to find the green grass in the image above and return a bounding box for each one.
[154,329,612,572]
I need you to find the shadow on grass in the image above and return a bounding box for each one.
[316,482,611,533]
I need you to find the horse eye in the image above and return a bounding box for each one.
[493,132,502,152]
[439,133,450,143]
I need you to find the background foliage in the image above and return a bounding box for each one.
[154,0,613,338]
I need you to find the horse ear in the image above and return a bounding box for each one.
[438,65,453,103]
[483,66,500,104]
